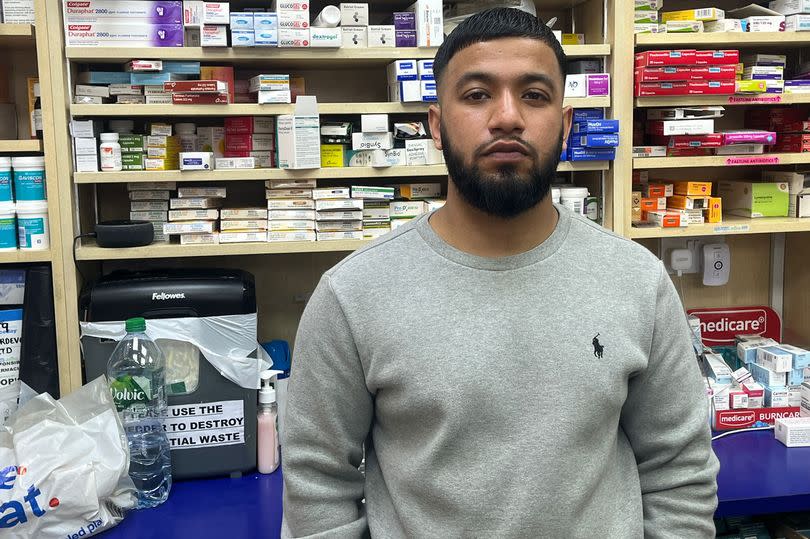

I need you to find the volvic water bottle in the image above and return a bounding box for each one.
[107,317,172,508]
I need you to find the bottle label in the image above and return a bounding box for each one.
[110,374,152,412]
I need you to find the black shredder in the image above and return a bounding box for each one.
[79,269,258,479]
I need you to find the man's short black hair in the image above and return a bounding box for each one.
[433,8,567,89]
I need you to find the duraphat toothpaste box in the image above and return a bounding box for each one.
[64,1,183,23]
[66,22,184,47]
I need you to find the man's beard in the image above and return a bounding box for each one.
[440,123,563,219]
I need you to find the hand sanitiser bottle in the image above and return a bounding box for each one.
[258,370,283,474]
[107,317,172,508]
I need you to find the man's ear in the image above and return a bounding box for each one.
[561,105,573,151]
[428,103,443,151]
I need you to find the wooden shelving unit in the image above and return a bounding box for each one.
[76,238,369,261]
[42,0,621,392]
[633,153,810,170]
[0,139,42,152]
[70,96,611,118]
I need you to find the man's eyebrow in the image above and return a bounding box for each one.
[454,71,558,93]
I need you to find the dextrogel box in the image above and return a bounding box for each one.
[80,269,259,479]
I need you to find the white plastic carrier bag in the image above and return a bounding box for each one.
[0,375,136,538]
[79,313,270,389]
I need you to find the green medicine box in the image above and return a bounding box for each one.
[718,181,789,218]
[119,134,146,153]
[122,152,145,170]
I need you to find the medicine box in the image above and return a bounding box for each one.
[407,0,443,47]
[757,346,794,372]
[718,181,789,218]
[340,3,370,26]
[310,28,341,47]
[342,27,368,48]
[779,344,810,369]
[786,14,810,30]
[661,8,724,22]
[775,416,810,447]
[368,26,396,47]
[361,114,389,133]
[705,353,733,384]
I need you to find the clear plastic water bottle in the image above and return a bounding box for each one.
[107,317,172,508]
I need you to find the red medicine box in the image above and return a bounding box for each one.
[635,50,697,68]
[695,50,740,66]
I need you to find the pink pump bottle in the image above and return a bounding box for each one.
[257,370,283,474]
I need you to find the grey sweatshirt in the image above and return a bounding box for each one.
[282,206,719,538]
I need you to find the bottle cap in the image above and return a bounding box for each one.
[100,132,119,142]
[125,317,146,333]
[259,369,284,404]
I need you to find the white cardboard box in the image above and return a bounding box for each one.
[310,28,342,47]
[368,25,395,47]
[340,3,369,26]
[361,114,390,133]
[342,26,368,48]
[775,416,810,447]
[277,96,321,169]
[407,0,443,47]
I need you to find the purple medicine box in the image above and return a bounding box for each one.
[586,74,610,97]
[395,30,417,47]
[64,1,183,24]
[393,12,416,30]
[721,130,777,145]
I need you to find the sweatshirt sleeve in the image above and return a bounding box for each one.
[620,264,720,538]
[281,274,373,539]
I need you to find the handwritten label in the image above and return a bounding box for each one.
[164,400,245,450]
[727,95,782,104]
[725,156,780,166]
[713,224,750,234]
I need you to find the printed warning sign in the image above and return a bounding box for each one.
[0,309,23,390]
[164,400,245,450]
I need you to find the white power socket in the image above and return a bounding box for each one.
[661,238,702,275]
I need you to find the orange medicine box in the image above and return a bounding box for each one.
[644,210,687,227]
[668,195,711,210]
[640,197,667,212]
[705,197,722,223]
[673,181,712,196]
[643,183,672,198]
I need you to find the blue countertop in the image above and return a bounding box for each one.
[100,430,810,538]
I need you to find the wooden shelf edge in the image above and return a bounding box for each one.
[74,161,607,184]
[71,97,609,117]
[76,239,368,260]
[633,153,810,169]
[0,139,42,152]
[635,32,810,47]
[630,217,810,238]
[635,94,810,107]
[0,24,34,37]
[65,43,609,62]
[0,249,51,263]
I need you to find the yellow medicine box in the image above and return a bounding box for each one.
[320,144,348,167]
[661,8,724,22]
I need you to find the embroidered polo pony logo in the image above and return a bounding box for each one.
[592,334,605,359]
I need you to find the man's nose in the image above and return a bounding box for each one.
[488,92,526,135]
